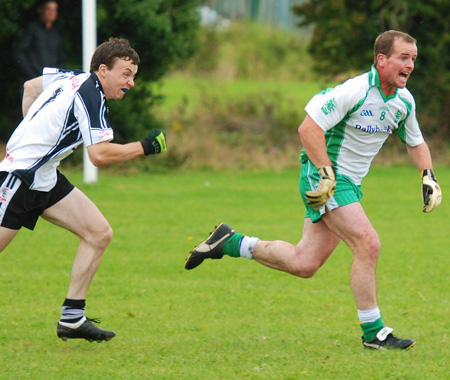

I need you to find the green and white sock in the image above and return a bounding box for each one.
[222,234,258,259]
[239,236,258,259]
[358,307,384,342]
[223,233,244,257]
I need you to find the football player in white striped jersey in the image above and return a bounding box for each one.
[0,38,167,342]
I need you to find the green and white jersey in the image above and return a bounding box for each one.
[301,65,424,185]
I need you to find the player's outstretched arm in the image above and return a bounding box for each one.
[87,128,167,166]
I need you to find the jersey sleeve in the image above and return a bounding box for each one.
[42,68,61,90]
[305,75,367,132]
[42,68,79,91]
[74,80,114,146]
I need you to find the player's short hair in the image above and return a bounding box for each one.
[373,30,416,66]
[90,38,140,72]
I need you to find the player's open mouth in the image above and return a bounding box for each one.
[399,72,409,79]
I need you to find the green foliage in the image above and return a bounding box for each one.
[0,167,449,379]
[183,21,314,81]
[0,0,201,141]
[97,0,201,82]
[0,1,34,138]
[293,0,377,75]
[293,0,450,135]
[107,83,165,144]
[144,22,326,171]
[151,76,329,170]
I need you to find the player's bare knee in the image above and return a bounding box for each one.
[366,233,380,258]
[355,233,381,263]
[84,223,113,251]
[98,224,113,249]
[371,238,381,257]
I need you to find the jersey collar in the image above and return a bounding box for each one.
[368,65,381,87]
[368,65,398,101]
[90,72,105,95]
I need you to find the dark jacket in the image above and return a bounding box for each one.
[13,21,65,80]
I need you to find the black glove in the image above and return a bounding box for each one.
[140,129,167,155]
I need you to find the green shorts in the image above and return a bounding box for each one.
[299,160,363,223]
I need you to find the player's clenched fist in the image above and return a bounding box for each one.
[421,169,441,213]
[141,129,167,155]
[305,165,336,210]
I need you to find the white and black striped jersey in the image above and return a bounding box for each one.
[0,68,114,191]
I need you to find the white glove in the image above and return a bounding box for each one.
[305,166,336,210]
[421,169,442,213]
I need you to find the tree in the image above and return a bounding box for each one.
[0,0,201,141]
[96,0,201,142]
[293,0,450,136]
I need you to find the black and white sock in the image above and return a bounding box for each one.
[59,298,86,328]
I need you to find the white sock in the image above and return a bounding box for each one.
[358,307,381,323]
[239,236,259,259]
[58,316,86,329]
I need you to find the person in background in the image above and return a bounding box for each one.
[14,0,65,81]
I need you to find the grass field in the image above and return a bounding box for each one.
[0,166,448,379]
[153,73,331,117]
